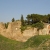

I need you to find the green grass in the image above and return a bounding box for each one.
[0,35,50,50]
[0,35,25,50]
[25,35,50,47]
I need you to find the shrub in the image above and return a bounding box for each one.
[20,26,27,33]
[5,22,9,29]
[32,22,44,30]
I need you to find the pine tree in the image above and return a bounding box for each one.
[12,18,15,22]
[21,15,25,26]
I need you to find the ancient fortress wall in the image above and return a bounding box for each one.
[0,21,50,42]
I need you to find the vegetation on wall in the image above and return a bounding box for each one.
[5,22,9,29]
[32,22,44,30]
[4,13,50,31]
[20,25,27,33]
[20,14,48,32]
[21,15,26,32]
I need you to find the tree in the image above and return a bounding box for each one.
[21,15,25,26]
[42,15,48,23]
[5,22,9,29]
[25,13,50,25]
[48,14,50,23]
[26,14,31,25]
[31,14,40,24]
[26,14,41,24]
[32,22,44,30]
[12,18,15,22]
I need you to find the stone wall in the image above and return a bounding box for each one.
[0,21,50,42]
[39,24,50,35]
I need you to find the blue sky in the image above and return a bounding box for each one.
[0,0,50,22]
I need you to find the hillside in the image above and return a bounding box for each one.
[0,35,50,50]
[0,35,25,50]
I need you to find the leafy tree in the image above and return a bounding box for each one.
[26,14,50,24]
[26,14,31,25]
[31,14,40,23]
[12,18,15,22]
[48,14,50,23]
[26,14,41,24]
[42,15,48,23]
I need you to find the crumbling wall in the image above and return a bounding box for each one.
[6,21,23,41]
[0,21,23,42]
[39,24,50,35]
[0,22,6,35]
[23,27,37,36]
[0,21,50,42]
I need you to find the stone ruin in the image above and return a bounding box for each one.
[0,21,50,42]
[0,21,23,41]
[39,23,50,35]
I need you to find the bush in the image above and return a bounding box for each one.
[32,22,44,30]
[5,22,9,29]
[20,26,27,33]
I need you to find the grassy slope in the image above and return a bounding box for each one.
[25,35,50,47]
[0,35,50,50]
[0,35,25,50]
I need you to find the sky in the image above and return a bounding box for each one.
[0,0,50,22]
